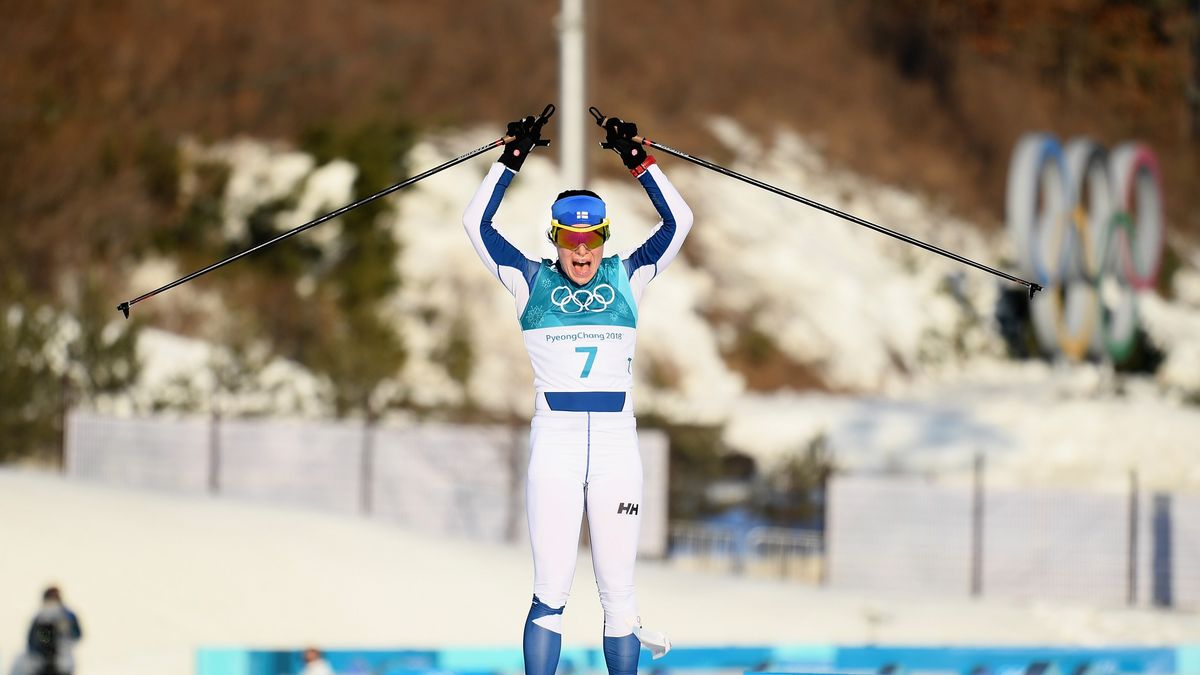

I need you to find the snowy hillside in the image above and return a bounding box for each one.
[114,125,1200,490]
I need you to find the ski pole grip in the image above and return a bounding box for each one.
[588,107,622,131]
[502,104,555,146]
[588,107,646,145]
[534,103,555,146]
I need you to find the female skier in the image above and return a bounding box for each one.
[462,111,692,675]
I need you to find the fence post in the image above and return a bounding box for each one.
[970,452,985,597]
[58,371,70,472]
[1152,493,1174,607]
[208,410,221,495]
[360,417,376,516]
[1128,469,1139,606]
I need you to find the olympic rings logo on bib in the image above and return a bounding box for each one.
[551,284,616,313]
[1006,133,1165,363]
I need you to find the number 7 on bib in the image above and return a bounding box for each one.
[575,346,598,378]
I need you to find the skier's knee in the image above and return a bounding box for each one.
[532,586,570,612]
[599,588,637,636]
[527,594,566,633]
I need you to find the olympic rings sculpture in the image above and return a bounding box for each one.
[1006,133,1164,362]
[550,283,616,313]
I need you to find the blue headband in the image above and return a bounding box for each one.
[551,195,607,228]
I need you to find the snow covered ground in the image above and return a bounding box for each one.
[3,469,1198,675]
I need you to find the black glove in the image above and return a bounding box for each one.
[500,115,548,172]
[603,117,650,170]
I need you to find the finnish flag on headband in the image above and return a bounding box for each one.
[552,195,607,227]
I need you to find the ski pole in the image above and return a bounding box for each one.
[589,107,1042,298]
[117,104,556,318]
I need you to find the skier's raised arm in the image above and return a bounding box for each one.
[461,117,545,299]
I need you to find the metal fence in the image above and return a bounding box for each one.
[64,410,669,557]
[668,522,823,582]
[826,472,1200,609]
[667,470,1199,609]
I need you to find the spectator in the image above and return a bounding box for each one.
[13,586,83,675]
[298,647,334,675]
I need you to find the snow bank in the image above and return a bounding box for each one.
[724,362,1200,492]
[94,328,329,417]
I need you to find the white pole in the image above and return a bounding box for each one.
[559,0,587,188]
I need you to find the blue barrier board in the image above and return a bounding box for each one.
[197,644,1199,675]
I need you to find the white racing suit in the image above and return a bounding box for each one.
[463,156,692,675]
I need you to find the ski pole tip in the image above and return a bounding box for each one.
[117,301,130,319]
[1028,283,1043,300]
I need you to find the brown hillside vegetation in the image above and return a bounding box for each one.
[2,0,1197,301]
